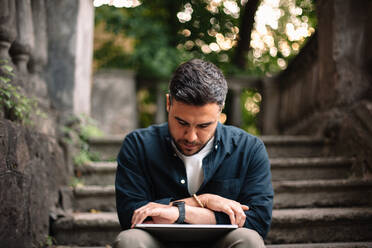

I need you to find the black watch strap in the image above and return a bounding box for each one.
[172,201,185,224]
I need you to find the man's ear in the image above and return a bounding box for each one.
[166,94,170,112]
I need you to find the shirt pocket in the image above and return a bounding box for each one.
[202,178,241,200]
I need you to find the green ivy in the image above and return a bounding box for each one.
[0,59,46,124]
[61,114,104,167]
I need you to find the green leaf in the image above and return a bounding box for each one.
[4,100,13,108]
[3,65,13,72]
[0,76,10,83]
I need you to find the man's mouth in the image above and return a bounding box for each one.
[181,141,199,149]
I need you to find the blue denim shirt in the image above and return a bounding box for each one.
[116,122,274,238]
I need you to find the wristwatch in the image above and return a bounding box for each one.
[172,201,185,224]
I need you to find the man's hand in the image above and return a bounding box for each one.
[131,202,178,228]
[199,194,249,227]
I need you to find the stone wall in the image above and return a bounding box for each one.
[0,0,94,247]
[262,0,372,177]
[0,119,68,247]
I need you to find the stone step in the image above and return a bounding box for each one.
[52,208,372,246]
[76,162,116,186]
[88,135,329,161]
[270,157,353,181]
[77,156,351,186]
[52,213,120,247]
[267,208,372,244]
[70,179,372,212]
[273,179,372,209]
[73,185,116,212]
[52,242,372,248]
[88,136,123,161]
[266,242,372,248]
[53,246,111,248]
[261,136,329,158]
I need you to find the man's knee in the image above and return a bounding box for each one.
[215,228,265,248]
[113,229,164,248]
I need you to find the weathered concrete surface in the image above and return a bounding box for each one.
[77,161,116,186]
[91,69,137,135]
[45,0,93,116]
[270,157,353,181]
[87,136,124,161]
[0,119,68,247]
[267,208,372,244]
[267,242,372,248]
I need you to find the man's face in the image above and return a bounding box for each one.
[167,95,220,156]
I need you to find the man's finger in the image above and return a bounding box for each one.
[241,205,249,211]
[225,208,236,225]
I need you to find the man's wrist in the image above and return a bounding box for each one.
[198,194,209,208]
[172,201,185,224]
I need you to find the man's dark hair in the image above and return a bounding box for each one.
[169,59,228,108]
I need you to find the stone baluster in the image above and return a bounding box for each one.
[29,0,49,99]
[0,0,17,60]
[29,0,54,135]
[9,0,35,75]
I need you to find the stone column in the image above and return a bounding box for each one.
[45,0,94,117]
[9,0,34,75]
[155,82,167,124]
[228,83,242,127]
[0,0,17,59]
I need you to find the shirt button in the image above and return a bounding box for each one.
[180,179,185,184]
[215,145,218,149]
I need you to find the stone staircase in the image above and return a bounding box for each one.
[52,135,372,248]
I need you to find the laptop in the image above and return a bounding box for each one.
[135,224,238,244]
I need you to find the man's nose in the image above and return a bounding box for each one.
[184,127,197,143]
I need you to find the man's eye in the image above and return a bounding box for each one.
[199,124,210,129]
[178,121,188,126]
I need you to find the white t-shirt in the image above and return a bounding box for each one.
[172,137,215,195]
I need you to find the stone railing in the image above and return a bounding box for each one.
[260,0,372,177]
[261,33,318,134]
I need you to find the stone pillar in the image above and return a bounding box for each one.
[92,69,137,135]
[155,82,167,124]
[45,0,94,117]
[261,78,280,134]
[0,0,17,59]
[228,83,242,127]
[9,0,34,75]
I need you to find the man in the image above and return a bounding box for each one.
[114,59,273,248]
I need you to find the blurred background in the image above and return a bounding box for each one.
[92,0,317,135]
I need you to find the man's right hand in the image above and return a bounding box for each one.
[199,194,249,227]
